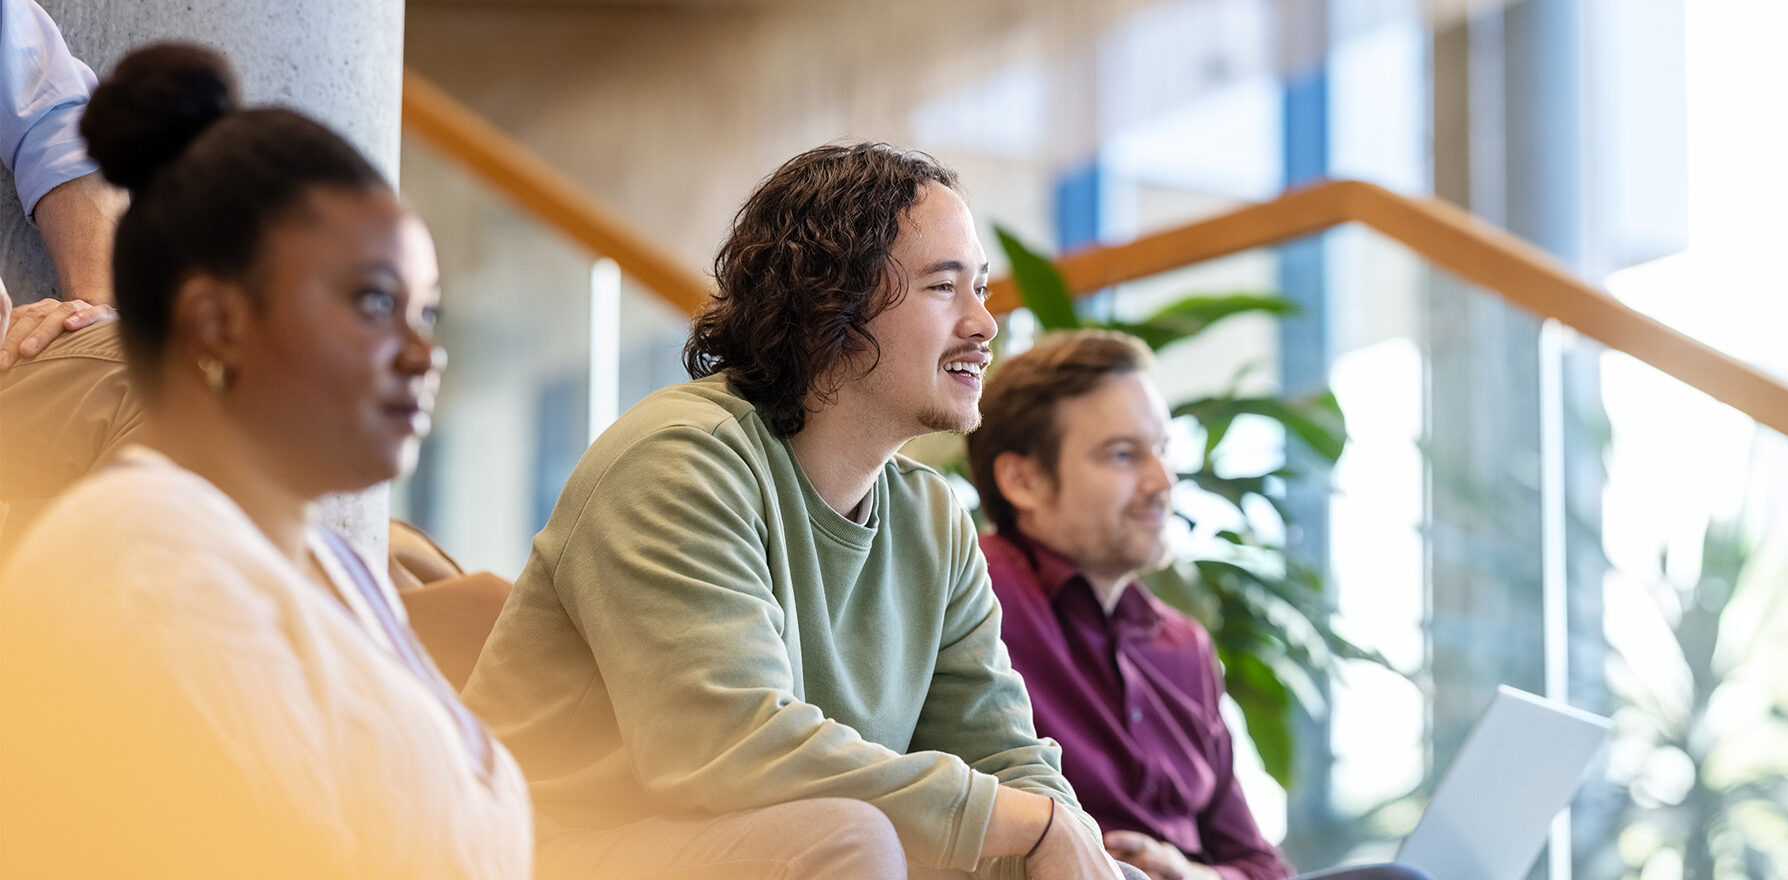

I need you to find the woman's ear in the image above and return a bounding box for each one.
[993,451,1052,515]
[173,275,252,364]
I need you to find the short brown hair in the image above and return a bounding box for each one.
[966,330,1154,536]
[684,143,959,436]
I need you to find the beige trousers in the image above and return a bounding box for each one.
[538,797,982,880]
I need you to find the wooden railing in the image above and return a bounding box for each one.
[399,69,714,314]
[399,70,1788,437]
[986,179,1788,438]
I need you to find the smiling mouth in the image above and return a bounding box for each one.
[383,401,432,436]
[1131,505,1170,525]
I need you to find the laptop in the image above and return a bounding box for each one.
[1395,685,1613,880]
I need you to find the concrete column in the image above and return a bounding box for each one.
[3,0,406,561]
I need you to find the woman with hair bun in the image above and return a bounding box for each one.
[0,44,530,879]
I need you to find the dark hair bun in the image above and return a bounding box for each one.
[81,43,240,192]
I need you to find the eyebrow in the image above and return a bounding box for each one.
[917,259,990,277]
[352,262,440,298]
[355,260,402,278]
[1095,435,1167,450]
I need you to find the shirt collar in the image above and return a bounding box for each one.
[1001,530,1163,631]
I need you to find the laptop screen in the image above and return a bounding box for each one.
[1396,686,1612,880]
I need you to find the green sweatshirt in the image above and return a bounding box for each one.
[463,375,1092,876]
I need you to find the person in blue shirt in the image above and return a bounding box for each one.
[0,0,126,369]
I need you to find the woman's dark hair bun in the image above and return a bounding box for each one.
[81,43,240,192]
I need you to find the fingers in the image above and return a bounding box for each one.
[6,300,80,364]
[1103,832,1192,880]
[0,298,114,369]
[62,301,116,330]
[0,301,57,369]
[1126,855,1178,880]
[1103,830,1153,858]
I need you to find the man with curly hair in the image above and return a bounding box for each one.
[465,143,1132,880]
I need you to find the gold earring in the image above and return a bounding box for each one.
[198,356,229,394]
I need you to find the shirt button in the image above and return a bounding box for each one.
[1129,707,1143,723]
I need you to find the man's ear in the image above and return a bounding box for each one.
[172,275,252,363]
[993,451,1051,514]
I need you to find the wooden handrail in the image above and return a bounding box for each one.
[400,69,713,314]
[986,179,1788,438]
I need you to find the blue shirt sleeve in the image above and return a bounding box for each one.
[0,0,98,220]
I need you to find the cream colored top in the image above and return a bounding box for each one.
[0,446,532,880]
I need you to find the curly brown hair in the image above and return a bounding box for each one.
[967,331,1154,537]
[684,142,959,436]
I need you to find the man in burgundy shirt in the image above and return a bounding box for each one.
[967,331,1424,880]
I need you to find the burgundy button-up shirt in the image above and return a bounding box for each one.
[983,532,1293,880]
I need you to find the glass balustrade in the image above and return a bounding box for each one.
[395,135,690,578]
[395,0,1782,872]
[400,117,1784,875]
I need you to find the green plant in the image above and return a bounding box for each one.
[1606,516,1788,879]
[990,226,1389,788]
